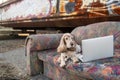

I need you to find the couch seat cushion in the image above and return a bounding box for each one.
[38,49,120,80]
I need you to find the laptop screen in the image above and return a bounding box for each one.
[82,35,114,62]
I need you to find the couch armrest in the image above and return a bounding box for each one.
[25,34,63,76]
[26,34,63,51]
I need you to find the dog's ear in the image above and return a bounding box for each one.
[57,35,67,53]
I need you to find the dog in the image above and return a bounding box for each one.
[57,33,83,67]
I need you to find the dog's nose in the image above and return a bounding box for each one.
[71,43,74,46]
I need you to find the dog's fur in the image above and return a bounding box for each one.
[57,33,82,67]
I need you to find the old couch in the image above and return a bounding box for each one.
[25,22,120,80]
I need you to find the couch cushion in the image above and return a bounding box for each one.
[68,57,120,80]
[38,49,120,80]
[71,22,120,47]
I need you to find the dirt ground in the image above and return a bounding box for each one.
[0,38,25,53]
[0,61,29,80]
[0,34,30,80]
[0,26,59,80]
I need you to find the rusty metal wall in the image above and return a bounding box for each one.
[0,0,120,28]
[0,0,57,21]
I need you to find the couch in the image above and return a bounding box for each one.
[25,22,120,80]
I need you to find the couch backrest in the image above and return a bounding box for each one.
[71,21,120,56]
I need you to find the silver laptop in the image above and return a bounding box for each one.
[82,35,114,62]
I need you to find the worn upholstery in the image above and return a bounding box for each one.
[26,34,62,75]
[26,22,120,80]
[38,49,120,80]
[71,22,120,57]
[71,22,120,49]
[26,34,63,51]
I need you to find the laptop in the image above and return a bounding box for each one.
[81,35,114,62]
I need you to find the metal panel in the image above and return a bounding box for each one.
[0,0,120,28]
[0,0,57,21]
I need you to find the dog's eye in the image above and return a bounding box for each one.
[66,37,68,40]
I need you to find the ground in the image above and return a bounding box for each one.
[0,27,54,80]
[0,36,25,53]
[0,35,30,80]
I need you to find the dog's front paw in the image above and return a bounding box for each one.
[73,58,79,63]
[60,63,66,67]
[64,56,68,62]
[57,57,61,63]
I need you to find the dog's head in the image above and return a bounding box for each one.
[57,33,76,53]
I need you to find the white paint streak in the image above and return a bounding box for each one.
[1,0,51,21]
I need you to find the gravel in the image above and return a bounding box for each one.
[0,28,58,80]
[0,39,25,53]
[0,35,29,80]
[0,61,29,80]
[0,35,51,80]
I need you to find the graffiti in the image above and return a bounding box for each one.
[59,0,120,16]
[80,0,107,9]
[0,0,120,22]
[51,0,57,14]
[65,1,75,13]
[80,0,120,15]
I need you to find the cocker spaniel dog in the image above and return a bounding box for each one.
[57,33,83,67]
